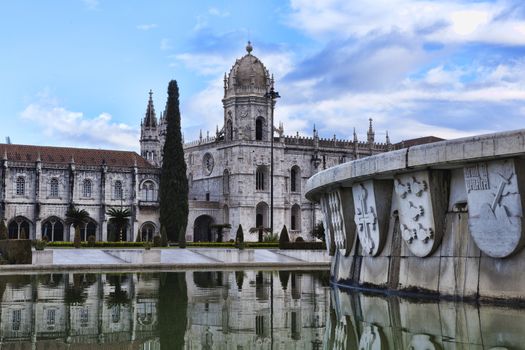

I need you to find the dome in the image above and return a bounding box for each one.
[226,42,270,94]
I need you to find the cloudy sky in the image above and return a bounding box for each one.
[1,0,525,151]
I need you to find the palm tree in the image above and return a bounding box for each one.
[106,207,131,242]
[249,226,272,243]
[65,206,90,228]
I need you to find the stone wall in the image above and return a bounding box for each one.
[307,129,525,300]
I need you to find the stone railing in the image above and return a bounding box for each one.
[305,129,525,300]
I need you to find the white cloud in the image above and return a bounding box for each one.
[160,38,172,51]
[137,24,158,31]
[82,0,99,10]
[20,98,139,151]
[208,7,230,17]
[288,0,525,45]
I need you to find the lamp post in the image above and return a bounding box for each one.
[264,87,280,235]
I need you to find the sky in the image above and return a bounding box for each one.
[1,0,525,152]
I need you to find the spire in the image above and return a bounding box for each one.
[144,89,157,127]
[353,127,358,142]
[367,118,375,144]
[386,130,391,145]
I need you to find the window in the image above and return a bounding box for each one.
[256,166,266,191]
[112,306,121,323]
[291,166,301,192]
[141,180,156,201]
[227,119,233,141]
[256,315,265,336]
[205,193,210,201]
[50,178,59,197]
[12,309,21,331]
[46,309,56,326]
[255,118,264,141]
[83,179,92,198]
[114,180,123,199]
[80,308,89,327]
[16,176,25,196]
[223,170,230,195]
[291,205,301,231]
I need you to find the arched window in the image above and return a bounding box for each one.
[226,119,233,141]
[140,222,156,242]
[256,166,267,191]
[16,176,25,196]
[83,179,92,198]
[80,220,97,241]
[8,216,31,239]
[291,204,301,231]
[50,178,59,198]
[255,202,269,228]
[42,217,64,241]
[223,170,230,195]
[255,118,264,141]
[141,180,157,201]
[114,180,123,200]
[290,166,301,193]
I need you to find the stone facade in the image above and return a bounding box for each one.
[141,43,401,242]
[0,144,160,242]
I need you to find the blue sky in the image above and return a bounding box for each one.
[1,0,525,151]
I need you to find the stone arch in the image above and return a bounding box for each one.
[8,216,32,239]
[42,216,65,242]
[290,165,301,193]
[193,215,215,242]
[140,179,158,201]
[256,202,269,228]
[291,204,301,232]
[139,222,157,242]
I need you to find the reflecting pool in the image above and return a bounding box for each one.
[0,270,523,349]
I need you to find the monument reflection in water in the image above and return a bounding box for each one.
[0,271,523,349]
[0,270,329,349]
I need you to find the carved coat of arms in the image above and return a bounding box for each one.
[464,159,524,258]
[394,170,448,257]
[320,188,355,257]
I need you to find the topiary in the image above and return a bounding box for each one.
[160,226,168,247]
[87,235,96,247]
[279,225,290,246]
[0,220,7,240]
[35,239,46,251]
[144,241,151,250]
[295,236,304,242]
[178,226,186,249]
[73,226,81,248]
[153,234,161,247]
[235,224,245,250]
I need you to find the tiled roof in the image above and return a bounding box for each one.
[0,143,154,168]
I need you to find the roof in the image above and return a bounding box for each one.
[395,136,444,148]
[0,143,154,168]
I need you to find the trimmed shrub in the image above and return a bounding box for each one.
[160,226,168,247]
[35,239,46,251]
[295,236,304,242]
[153,234,161,247]
[42,235,49,243]
[0,240,32,264]
[144,241,151,250]
[279,241,326,250]
[0,220,7,240]
[235,224,245,250]
[73,226,81,249]
[279,225,290,248]
[87,235,96,247]
[178,227,186,249]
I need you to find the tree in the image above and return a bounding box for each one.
[66,206,90,240]
[159,80,188,242]
[106,207,131,242]
[160,226,168,247]
[249,226,271,243]
[235,224,244,246]
[74,226,81,248]
[0,220,7,240]
[279,225,290,247]
[178,226,186,248]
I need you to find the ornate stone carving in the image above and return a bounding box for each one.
[202,153,214,176]
[394,170,448,257]
[358,324,383,350]
[320,188,355,256]
[352,180,392,256]
[464,159,525,258]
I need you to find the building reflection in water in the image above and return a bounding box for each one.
[325,286,525,349]
[0,270,329,349]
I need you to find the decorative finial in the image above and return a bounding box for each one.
[246,41,253,54]
[149,89,153,99]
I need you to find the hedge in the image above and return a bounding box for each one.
[279,242,326,250]
[187,242,279,248]
[0,240,32,264]
[46,241,147,248]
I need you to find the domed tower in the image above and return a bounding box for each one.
[140,90,161,166]
[222,42,274,142]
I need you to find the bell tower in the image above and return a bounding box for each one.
[222,42,274,142]
[140,90,161,166]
